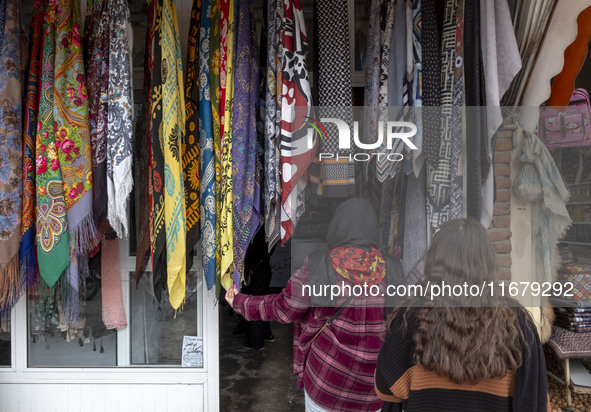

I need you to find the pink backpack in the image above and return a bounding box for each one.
[540,88,591,149]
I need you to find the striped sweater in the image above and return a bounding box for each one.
[374,308,549,412]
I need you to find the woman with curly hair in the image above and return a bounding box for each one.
[375,218,549,412]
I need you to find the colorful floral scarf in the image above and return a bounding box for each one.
[198,0,217,291]
[279,0,315,245]
[19,0,42,289]
[36,0,70,288]
[134,0,157,283]
[0,0,24,313]
[219,0,235,291]
[161,0,187,310]
[107,0,134,238]
[232,0,260,288]
[54,0,98,257]
[183,0,201,276]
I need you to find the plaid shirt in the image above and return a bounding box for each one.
[233,260,385,412]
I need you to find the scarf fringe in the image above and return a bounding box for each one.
[0,255,23,314]
[70,213,101,257]
[61,269,79,323]
[19,246,38,291]
[108,168,133,239]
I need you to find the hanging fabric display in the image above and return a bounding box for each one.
[106,0,134,239]
[263,0,282,250]
[420,0,441,169]
[54,0,98,258]
[36,0,71,287]
[198,0,217,291]
[377,0,408,182]
[410,0,424,176]
[85,0,109,237]
[219,0,235,291]
[464,0,486,220]
[362,0,382,152]
[150,0,167,302]
[20,0,40,289]
[426,0,463,229]
[279,0,315,245]
[134,0,157,283]
[0,0,24,313]
[374,0,396,183]
[101,238,127,330]
[161,0,187,310]
[231,0,260,287]
[313,0,355,195]
[215,0,229,293]
[183,0,200,277]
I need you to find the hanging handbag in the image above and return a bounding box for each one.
[539,88,591,149]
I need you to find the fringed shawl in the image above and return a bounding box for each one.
[0,0,25,313]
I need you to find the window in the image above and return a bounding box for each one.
[0,312,9,367]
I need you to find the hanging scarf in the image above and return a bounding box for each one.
[209,0,221,290]
[198,0,217,291]
[161,0,187,310]
[410,0,424,176]
[363,0,381,145]
[0,0,24,313]
[54,0,98,257]
[150,0,167,302]
[215,0,229,293]
[374,0,396,183]
[36,0,70,288]
[135,0,157,283]
[426,0,461,229]
[101,238,127,330]
[232,0,260,288]
[219,0,235,291]
[279,0,315,245]
[106,0,134,238]
[19,0,42,289]
[464,0,485,220]
[420,0,441,169]
[263,0,282,250]
[313,0,355,196]
[184,0,201,275]
[86,0,109,236]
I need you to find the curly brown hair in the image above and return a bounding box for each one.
[385,218,528,385]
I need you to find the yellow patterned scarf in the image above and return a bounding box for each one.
[219,0,235,291]
[161,0,186,310]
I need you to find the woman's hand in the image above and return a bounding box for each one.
[225,286,238,308]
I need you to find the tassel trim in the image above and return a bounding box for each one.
[108,167,133,239]
[70,212,101,257]
[0,255,22,314]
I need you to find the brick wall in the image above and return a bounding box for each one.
[489,125,514,281]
